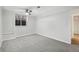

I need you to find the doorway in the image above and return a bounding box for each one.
[71,15,79,44]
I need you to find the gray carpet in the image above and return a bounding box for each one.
[1,34,79,52]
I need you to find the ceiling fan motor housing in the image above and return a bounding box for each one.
[26,9,32,13]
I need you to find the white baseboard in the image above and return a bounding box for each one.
[0,33,36,48]
[2,33,36,41]
[2,33,15,41]
[15,33,36,38]
[37,33,70,44]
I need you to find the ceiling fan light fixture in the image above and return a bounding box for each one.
[25,6,40,16]
[25,12,29,15]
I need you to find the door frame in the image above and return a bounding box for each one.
[71,13,79,43]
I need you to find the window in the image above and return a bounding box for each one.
[15,14,26,26]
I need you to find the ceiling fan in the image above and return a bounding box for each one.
[25,6,40,15]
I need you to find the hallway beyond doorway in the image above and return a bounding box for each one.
[72,34,79,44]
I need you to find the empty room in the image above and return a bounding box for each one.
[0,6,79,52]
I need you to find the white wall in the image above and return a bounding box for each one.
[36,11,72,44]
[0,7,2,47]
[2,9,15,40]
[2,9,36,40]
[0,7,2,34]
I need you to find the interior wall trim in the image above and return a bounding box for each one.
[0,33,14,35]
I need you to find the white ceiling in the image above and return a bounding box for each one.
[2,6,79,17]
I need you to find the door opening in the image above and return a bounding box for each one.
[71,15,79,44]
